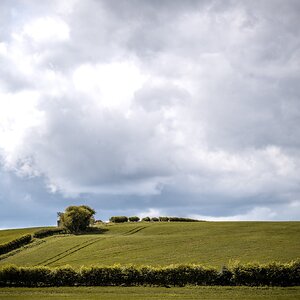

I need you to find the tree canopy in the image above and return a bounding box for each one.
[59,205,96,233]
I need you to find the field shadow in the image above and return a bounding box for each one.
[74,227,109,235]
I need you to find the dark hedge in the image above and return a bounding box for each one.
[33,228,66,239]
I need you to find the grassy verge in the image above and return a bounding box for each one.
[0,286,299,300]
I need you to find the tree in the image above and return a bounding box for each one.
[109,216,128,223]
[59,205,96,233]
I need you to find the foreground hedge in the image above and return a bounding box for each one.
[0,261,299,287]
[0,235,32,255]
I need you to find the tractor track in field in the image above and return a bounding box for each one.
[122,226,147,235]
[36,226,147,266]
[36,236,103,266]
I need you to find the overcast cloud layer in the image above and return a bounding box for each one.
[0,0,300,227]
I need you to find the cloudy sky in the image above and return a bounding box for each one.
[0,0,300,228]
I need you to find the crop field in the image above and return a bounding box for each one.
[0,286,299,300]
[0,222,299,268]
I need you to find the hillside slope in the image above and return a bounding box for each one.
[0,222,299,268]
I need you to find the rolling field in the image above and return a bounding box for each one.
[0,287,299,300]
[0,222,299,268]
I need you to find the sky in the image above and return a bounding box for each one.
[0,0,300,228]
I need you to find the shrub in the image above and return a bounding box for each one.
[129,216,140,222]
[0,234,32,255]
[109,216,128,223]
[33,228,65,239]
[141,217,150,222]
[151,217,159,222]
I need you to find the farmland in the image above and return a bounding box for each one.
[0,221,299,299]
[0,222,299,268]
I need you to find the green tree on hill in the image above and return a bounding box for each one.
[59,205,96,234]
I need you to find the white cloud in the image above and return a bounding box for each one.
[72,61,146,109]
[190,201,300,221]
[23,17,70,43]
[0,90,42,156]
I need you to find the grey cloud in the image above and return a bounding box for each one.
[134,82,190,111]
[0,0,299,226]
[21,97,176,195]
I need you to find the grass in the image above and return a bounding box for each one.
[0,222,299,268]
[0,287,299,300]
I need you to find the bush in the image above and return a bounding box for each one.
[151,217,159,222]
[129,216,140,222]
[159,216,169,222]
[0,234,32,255]
[0,261,299,287]
[141,217,150,222]
[33,228,65,239]
[109,216,128,223]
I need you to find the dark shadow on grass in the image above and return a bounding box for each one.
[74,227,109,235]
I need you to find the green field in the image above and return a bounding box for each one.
[0,222,299,268]
[0,287,299,300]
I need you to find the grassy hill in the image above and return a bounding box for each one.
[0,222,299,268]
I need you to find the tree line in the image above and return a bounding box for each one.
[109,216,202,223]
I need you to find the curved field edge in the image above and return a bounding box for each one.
[0,287,299,300]
[0,222,299,268]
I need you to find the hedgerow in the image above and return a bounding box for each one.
[110,216,203,222]
[33,228,66,239]
[0,261,299,287]
[168,217,200,222]
[0,234,32,255]
[159,217,169,222]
